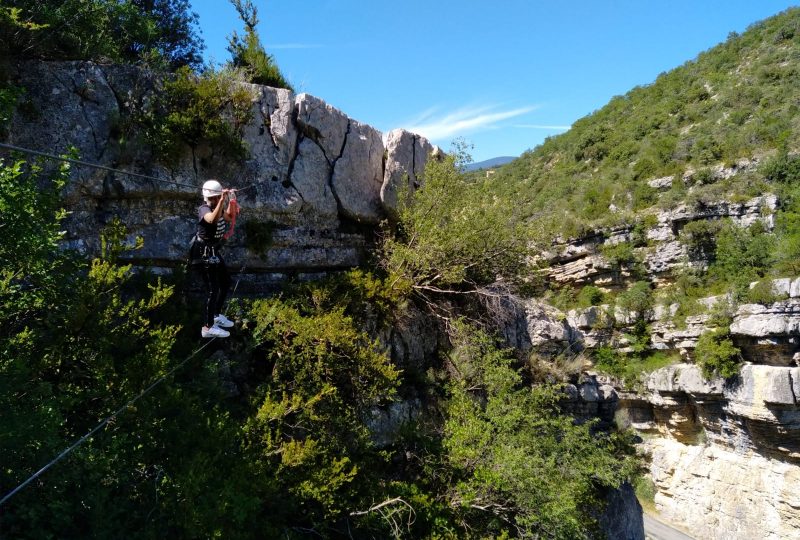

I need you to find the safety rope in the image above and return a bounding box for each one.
[0,142,256,194]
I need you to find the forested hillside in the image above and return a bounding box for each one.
[498,7,800,245]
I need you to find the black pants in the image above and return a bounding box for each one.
[200,259,231,327]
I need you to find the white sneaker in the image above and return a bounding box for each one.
[214,314,235,328]
[202,325,230,338]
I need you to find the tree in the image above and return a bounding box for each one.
[242,292,400,533]
[441,321,639,538]
[227,0,293,90]
[0,0,203,69]
[382,142,530,303]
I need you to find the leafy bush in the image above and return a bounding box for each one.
[746,279,787,304]
[145,66,255,162]
[0,160,201,536]
[576,285,607,308]
[761,153,800,184]
[600,240,641,278]
[244,295,400,528]
[679,219,724,260]
[382,142,529,298]
[709,220,775,294]
[616,280,653,322]
[695,328,742,379]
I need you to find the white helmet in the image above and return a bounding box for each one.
[202,179,223,201]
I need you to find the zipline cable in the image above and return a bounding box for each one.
[0,337,218,507]
[0,142,257,193]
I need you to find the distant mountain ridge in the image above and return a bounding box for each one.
[465,155,516,171]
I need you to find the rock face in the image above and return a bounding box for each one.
[539,271,800,539]
[543,194,777,287]
[628,363,800,540]
[3,60,437,289]
[380,128,438,220]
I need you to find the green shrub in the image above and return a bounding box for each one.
[443,321,639,538]
[576,285,607,308]
[616,281,653,321]
[593,346,678,388]
[600,241,640,276]
[146,66,254,162]
[679,219,723,259]
[634,474,658,512]
[0,83,21,135]
[746,279,787,304]
[593,346,624,377]
[695,328,742,379]
[709,220,775,294]
[0,0,203,69]
[761,153,800,184]
[382,142,529,296]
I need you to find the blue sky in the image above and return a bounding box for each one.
[192,1,799,162]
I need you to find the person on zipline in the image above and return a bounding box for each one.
[192,179,239,338]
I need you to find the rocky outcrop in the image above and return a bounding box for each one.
[622,363,800,540]
[544,194,777,287]
[380,129,438,220]
[4,60,437,287]
[556,273,800,538]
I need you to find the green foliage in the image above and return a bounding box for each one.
[616,281,653,322]
[600,241,640,278]
[227,0,293,90]
[695,328,742,379]
[595,348,679,388]
[0,159,212,536]
[0,83,22,135]
[761,153,800,184]
[576,285,607,308]
[679,219,724,260]
[383,142,529,296]
[633,474,658,513]
[145,65,254,162]
[442,321,639,538]
[745,279,787,304]
[0,0,203,69]
[709,220,774,294]
[243,292,400,530]
[773,183,800,274]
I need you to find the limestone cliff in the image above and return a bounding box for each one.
[4,60,437,290]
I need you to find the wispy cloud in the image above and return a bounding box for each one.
[266,43,323,49]
[404,105,539,141]
[513,123,571,130]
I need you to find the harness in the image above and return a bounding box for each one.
[189,235,223,266]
